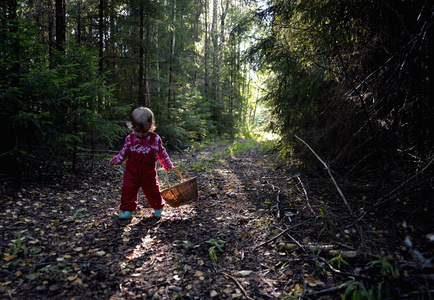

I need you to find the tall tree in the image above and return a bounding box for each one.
[98,0,104,72]
[47,0,55,58]
[55,0,65,52]
[167,0,177,120]
[138,0,145,106]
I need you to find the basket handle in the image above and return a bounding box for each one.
[164,167,184,188]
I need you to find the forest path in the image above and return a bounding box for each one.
[2,139,322,299]
[3,139,427,299]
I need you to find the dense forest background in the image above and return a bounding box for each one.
[1,0,433,191]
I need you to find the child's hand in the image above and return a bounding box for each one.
[109,158,115,166]
[166,167,173,172]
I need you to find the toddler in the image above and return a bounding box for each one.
[110,107,173,219]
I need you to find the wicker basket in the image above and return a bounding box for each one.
[160,168,198,208]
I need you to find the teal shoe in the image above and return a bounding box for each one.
[118,211,133,219]
[154,208,165,217]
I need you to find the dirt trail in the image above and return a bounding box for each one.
[1,140,432,299]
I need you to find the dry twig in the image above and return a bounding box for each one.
[253,223,304,250]
[294,135,364,245]
[222,272,254,300]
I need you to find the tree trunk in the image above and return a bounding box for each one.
[138,0,145,106]
[211,0,218,102]
[47,0,55,61]
[219,0,230,121]
[55,0,65,52]
[204,0,209,94]
[145,20,150,107]
[99,0,104,73]
[76,0,81,44]
[211,0,219,128]
[155,24,161,103]
[167,0,176,120]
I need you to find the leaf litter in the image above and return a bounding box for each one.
[0,140,432,299]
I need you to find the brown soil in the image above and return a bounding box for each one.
[0,140,432,299]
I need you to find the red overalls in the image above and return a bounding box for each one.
[117,133,169,211]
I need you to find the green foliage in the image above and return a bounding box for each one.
[342,277,370,300]
[340,252,424,300]
[1,0,259,170]
[330,250,351,270]
[66,208,85,221]
[246,0,434,170]
[227,139,257,156]
[8,232,29,258]
[0,16,124,169]
[205,238,226,262]
[366,252,399,278]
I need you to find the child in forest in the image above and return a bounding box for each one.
[110,107,173,219]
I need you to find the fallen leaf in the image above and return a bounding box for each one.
[67,274,78,281]
[238,270,252,276]
[295,284,303,292]
[305,277,325,287]
[285,243,297,250]
[3,254,14,262]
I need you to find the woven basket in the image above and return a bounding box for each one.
[160,168,198,208]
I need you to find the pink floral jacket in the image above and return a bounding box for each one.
[110,132,173,170]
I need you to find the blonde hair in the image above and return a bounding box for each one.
[130,107,156,133]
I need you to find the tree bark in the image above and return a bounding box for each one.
[138,0,145,106]
[76,0,81,44]
[99,0,104,73]
[55,0,65,52]
[167,0,176,120]
[47,0,55,60]
[219,0,230,122]
[204,0,209,93]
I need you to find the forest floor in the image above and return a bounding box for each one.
[0,139,433,299]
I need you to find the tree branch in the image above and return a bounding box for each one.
[295,135,364,244]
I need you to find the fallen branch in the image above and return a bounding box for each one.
[286,233,309,256]
[303,282,347,297]
[295,176,315,216]
[294,135,364,245]
[222,272,254,300]
[253,223,304,250]
[294,135,353,215]
[317,257,371,280]
[276,194,281,219]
